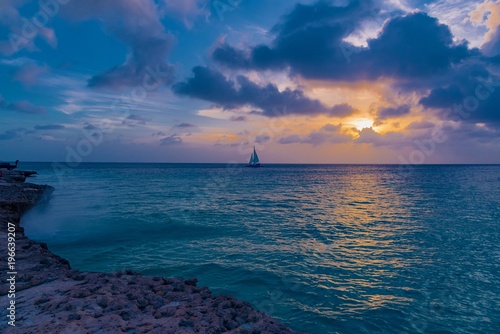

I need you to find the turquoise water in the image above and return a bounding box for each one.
[21,163,500,333]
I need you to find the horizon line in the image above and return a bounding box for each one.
[9,161,500,166]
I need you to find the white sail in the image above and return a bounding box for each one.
[253,147,260,164]
[248,146,261,166]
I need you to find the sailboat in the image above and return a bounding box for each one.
[247,146,261,167]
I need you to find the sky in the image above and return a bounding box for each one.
[0,0,499,164]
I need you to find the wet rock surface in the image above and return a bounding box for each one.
[0,172,307,333]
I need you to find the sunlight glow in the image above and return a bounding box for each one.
[348,118,374,131]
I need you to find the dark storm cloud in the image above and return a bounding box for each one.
[419,85,464,108]
[420,75,500,125]
[213,0,377,78]
[363,13,470,79]
[173,66,356,117]
[213,1,470,81]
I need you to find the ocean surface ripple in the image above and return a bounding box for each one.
[22,163,500,333]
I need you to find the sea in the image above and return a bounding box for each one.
[20,163,500,334]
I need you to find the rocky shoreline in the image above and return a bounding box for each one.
[0,171,307,333]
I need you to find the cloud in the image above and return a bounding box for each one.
[229,115,247,122]
[364,13,470,79]
[419,85,464,108]
[210,1,498,130]
[470,0,500,55]
[128,115,146,122]
[213,0,378,76]
[278,124,351,146]
[406,121,436,130]
[173,66,356,117]
[414,122,500,149]
[175,122,197,128]
[353,123,498,150]
[63,0,175,89]
[0,130,19,141]
[160,134,182,145]
[255,135,271,144]
[34,124,65,130]
[0,127,27,140]
[419,74,500,125]
[448,122,500,143]
[355,127,406,146]
[159,0,208,28]
[278,134,302,145]
[377,105,411,119]
[330,103,356,117]
[38,135,57,141]
[152,131,166,137]
[13,63,48,86]
[122,114,150,127]
[213,3,471,81]
[5,100,46,114]
[0,1,58,55]
[482,26,500,56]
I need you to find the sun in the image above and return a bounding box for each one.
[347,118,374,131]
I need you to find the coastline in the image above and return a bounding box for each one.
[0,171,307,333]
